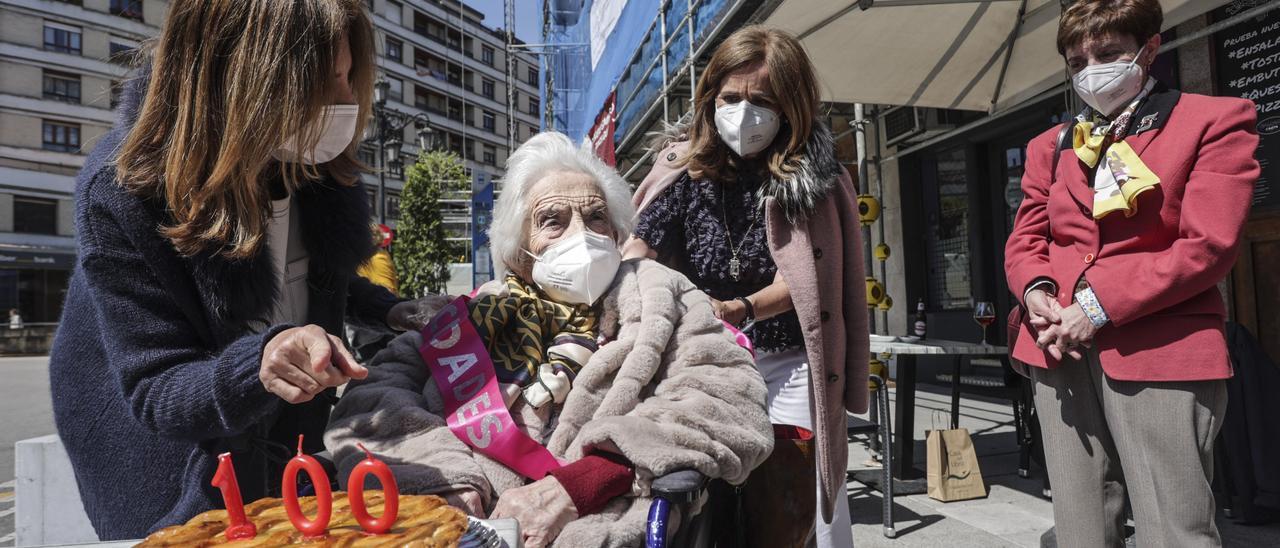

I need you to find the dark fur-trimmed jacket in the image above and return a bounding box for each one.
[48,70,399,540]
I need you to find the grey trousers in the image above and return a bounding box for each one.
[1031,347,1227,548]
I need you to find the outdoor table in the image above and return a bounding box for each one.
[870,336,1008,495]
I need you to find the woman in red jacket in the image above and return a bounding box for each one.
[1005,1,1259,546]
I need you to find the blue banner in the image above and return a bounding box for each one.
[471,171,495,289]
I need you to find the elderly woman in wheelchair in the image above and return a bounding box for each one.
[325,132,773,547]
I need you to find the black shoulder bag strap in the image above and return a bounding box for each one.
[1008,115,1078,376]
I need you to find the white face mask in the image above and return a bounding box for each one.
[1072,46,1147,117]
[274,105,359,165]
[714,100,781,157]
[524,230,621,305]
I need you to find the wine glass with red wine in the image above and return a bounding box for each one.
[973,301,996,346]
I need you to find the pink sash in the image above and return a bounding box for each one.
[418,297,563,480]
[722,321,755,358]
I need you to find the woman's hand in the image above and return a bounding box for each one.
[1035,301,1096,361]
[1024,289,1061,330]
[386,295,454,331]
[260,325,367,404]
[490,477,578,548]
[441,488,485,517]
[710,298,747,327]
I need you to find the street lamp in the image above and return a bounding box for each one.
[374,78,389,107]
[366,77,433,225]
[415,122,435,152]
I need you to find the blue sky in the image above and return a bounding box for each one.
[468,0,545,44]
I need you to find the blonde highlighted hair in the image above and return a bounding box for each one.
[682,25,820,183]
[115,0,375,260]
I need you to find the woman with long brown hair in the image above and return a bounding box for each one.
[626,25,868,547]
[49,0,414,539]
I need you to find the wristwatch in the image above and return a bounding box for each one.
[735,296,756,332]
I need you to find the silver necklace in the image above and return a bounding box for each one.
[719,184,759,282]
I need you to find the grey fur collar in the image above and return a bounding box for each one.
[650,119,841,221]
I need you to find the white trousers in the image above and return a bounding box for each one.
[756,348,854,548]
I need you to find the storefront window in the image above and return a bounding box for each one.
[1003,146,1026,233]
[0,269,70,324]
[927,146,971,310]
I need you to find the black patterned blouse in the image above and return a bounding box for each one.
[634,172,804,352]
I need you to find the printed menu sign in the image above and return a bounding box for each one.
[1214,2,1280,211]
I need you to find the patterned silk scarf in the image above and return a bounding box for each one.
[467,275,600,392]
[1072,78,1161,220]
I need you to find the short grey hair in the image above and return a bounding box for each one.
[488,132,636,279]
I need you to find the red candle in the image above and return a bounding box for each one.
[210,453,257,540]
[348,444,400,535]
[282,435,332,538]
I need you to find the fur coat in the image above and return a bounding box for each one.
[325,259,774,546]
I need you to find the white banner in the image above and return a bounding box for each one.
[589,0,627,69]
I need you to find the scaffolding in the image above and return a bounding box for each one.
[544,0,778,181]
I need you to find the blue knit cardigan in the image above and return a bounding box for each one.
[49,71,400,540]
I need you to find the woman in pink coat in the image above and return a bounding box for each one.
[625,25,868,547]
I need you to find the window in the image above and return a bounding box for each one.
[527,96,539,115]
[414,88,431,112]
[483,145,496,165]
[365,186,377,214]
[385,76,403,102]
[482,111,495,132]
[42,120,80,153]
[925,146,971,310]
[110,0,144,21]
[13,197,58,235]
[109,37,138,64]
[527,66,538,86]
[481,79,494,99]
[42,71,80,103]
[43,22,82,55]
[385,36,402,63]
[481,45,495,66]
[386,191,402,221]
[383,0,402,25]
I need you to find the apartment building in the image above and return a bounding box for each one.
[0,0,163,323]
[365,0,540,260]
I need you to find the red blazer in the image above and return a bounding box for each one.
[1005,86,1260,381]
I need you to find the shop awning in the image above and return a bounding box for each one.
[762,0,1230,113]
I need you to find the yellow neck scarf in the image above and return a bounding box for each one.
[1071,80,1161,220]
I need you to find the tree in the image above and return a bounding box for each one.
[394,150,464,298]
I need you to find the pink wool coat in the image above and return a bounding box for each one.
[631,130,870,522]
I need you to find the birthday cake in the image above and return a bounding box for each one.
[136,491,468,547]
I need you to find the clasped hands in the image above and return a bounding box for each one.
[1025,289,1098,361]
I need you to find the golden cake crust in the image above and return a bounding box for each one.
[137,492,468,547]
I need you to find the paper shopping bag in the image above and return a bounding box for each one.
[926,428,988,502]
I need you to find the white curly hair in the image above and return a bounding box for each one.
[488,132,636,279]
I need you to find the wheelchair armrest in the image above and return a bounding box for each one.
[650,470,708,505]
